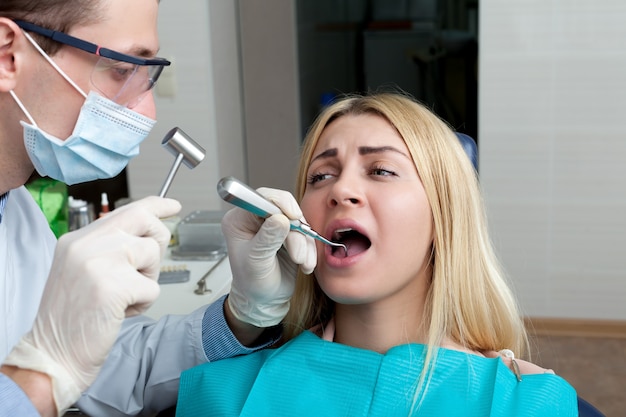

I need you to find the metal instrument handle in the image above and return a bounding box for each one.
[217,176,282,218]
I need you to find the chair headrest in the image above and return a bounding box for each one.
[455,132,478,170]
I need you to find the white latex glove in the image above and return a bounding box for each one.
[222,187,316,327]
[3,196,181,415]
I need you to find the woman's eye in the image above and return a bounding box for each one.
[307,173,333,184]
[370,166,396,177]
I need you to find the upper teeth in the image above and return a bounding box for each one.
[333,228,353,240]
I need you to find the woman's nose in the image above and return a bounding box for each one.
[328,175,363,208]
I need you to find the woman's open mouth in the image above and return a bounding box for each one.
[330,227,371,258]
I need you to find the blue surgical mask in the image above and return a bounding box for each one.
[10,31,156,185]
[12,90,155,185]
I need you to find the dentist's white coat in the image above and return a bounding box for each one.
[0,186,227,416]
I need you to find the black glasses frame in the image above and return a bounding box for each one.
[14,20,171,67]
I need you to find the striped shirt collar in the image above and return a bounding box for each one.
[0,192,9,224]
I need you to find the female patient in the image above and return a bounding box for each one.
[176,92,577,416]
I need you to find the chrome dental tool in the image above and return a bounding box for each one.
[217,176,348,254]
[159,127,206,197]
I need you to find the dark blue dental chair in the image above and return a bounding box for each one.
[455,132,478,171]
[577,397,606,417]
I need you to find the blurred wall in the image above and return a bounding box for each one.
[126,1,246,213]
[480,0,626,320]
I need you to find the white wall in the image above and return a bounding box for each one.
[238,1,302,192]
[127,0,300,214]
[126,0,246,215]
[480,0,626,320]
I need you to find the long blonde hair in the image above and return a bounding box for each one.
[283,92,528,361]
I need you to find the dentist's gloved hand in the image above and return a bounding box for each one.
[3,196,181,415]
[222,187,316,328]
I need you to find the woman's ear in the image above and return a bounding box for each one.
[0,18,23,92]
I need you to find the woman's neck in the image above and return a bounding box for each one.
[333,291,429,354]
[332,306,485,357]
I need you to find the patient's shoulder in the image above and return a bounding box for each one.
[484,349,555,375]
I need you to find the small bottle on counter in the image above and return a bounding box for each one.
[99,192,110,217]
[68,196,91,231]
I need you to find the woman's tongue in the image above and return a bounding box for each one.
[331,235,370,258]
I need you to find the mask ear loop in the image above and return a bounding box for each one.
[9,90,38,128]
[21,30,88,100]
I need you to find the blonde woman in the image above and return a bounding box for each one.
[177,93,577,416]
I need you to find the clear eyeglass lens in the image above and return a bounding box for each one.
[91,57,165,106]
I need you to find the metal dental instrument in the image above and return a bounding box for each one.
[159,127,206,197]
[194,253,227,295]
[217,176,348,254]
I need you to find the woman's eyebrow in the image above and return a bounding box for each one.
[310,148,337,163]
[359,146,410,159]
[310,146,410,163]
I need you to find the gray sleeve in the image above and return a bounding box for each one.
[75,305,208,417]
[75,296,280,417]
[0,373,40,417]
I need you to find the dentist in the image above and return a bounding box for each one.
[0,1,315,416]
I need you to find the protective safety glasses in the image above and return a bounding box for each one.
[14,20,171,106]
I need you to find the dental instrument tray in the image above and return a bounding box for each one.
[170,210,228,261]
